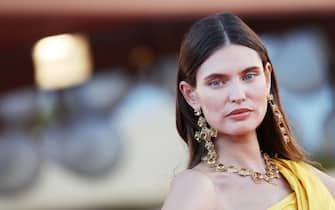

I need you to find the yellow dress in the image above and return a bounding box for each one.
[268,158,335,210]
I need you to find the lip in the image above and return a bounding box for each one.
[226,108,252,118]
[226,108,252,120]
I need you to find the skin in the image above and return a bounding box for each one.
[190,44,270,137]
[181,44,272,172]
[162,44,335,210]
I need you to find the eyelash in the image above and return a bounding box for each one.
[242,73,257,81]
[208,80,224,87]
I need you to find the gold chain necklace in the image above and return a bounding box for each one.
[202,140,280,184]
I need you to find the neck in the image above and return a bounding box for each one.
[213,131,266,172]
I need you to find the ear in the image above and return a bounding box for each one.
[264,62,272,95]
[179,81,200,110]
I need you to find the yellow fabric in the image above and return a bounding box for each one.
[268,159,335,210]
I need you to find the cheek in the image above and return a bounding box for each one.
[196,89,227,129]
[197,88,225,112]
[248,79,268,100]
[249,83,268,118]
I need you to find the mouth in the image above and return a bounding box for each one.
[226,108,253,117]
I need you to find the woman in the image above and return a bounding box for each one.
[161,12,335,210]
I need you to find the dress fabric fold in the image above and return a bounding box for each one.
[267,158,335,210]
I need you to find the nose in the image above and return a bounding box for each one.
[228,80,246,104]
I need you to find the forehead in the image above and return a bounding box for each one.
[197,44,262,78]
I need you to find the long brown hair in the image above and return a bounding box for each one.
[176,12,309,169]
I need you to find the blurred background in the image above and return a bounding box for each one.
[0,0,335,209]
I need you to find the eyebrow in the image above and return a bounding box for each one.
[203,66,261,81]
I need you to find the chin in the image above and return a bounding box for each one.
[218,124,258,136]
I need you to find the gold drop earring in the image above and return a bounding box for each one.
[267,94,290,144]
[193,108,218,167]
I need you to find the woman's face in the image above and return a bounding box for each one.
[180,44,272,136]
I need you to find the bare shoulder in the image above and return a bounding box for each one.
[161,169,217,210]
[308,164,335,197]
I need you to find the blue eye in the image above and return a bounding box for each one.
[243,73,255,81]
[208,80,223,87]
